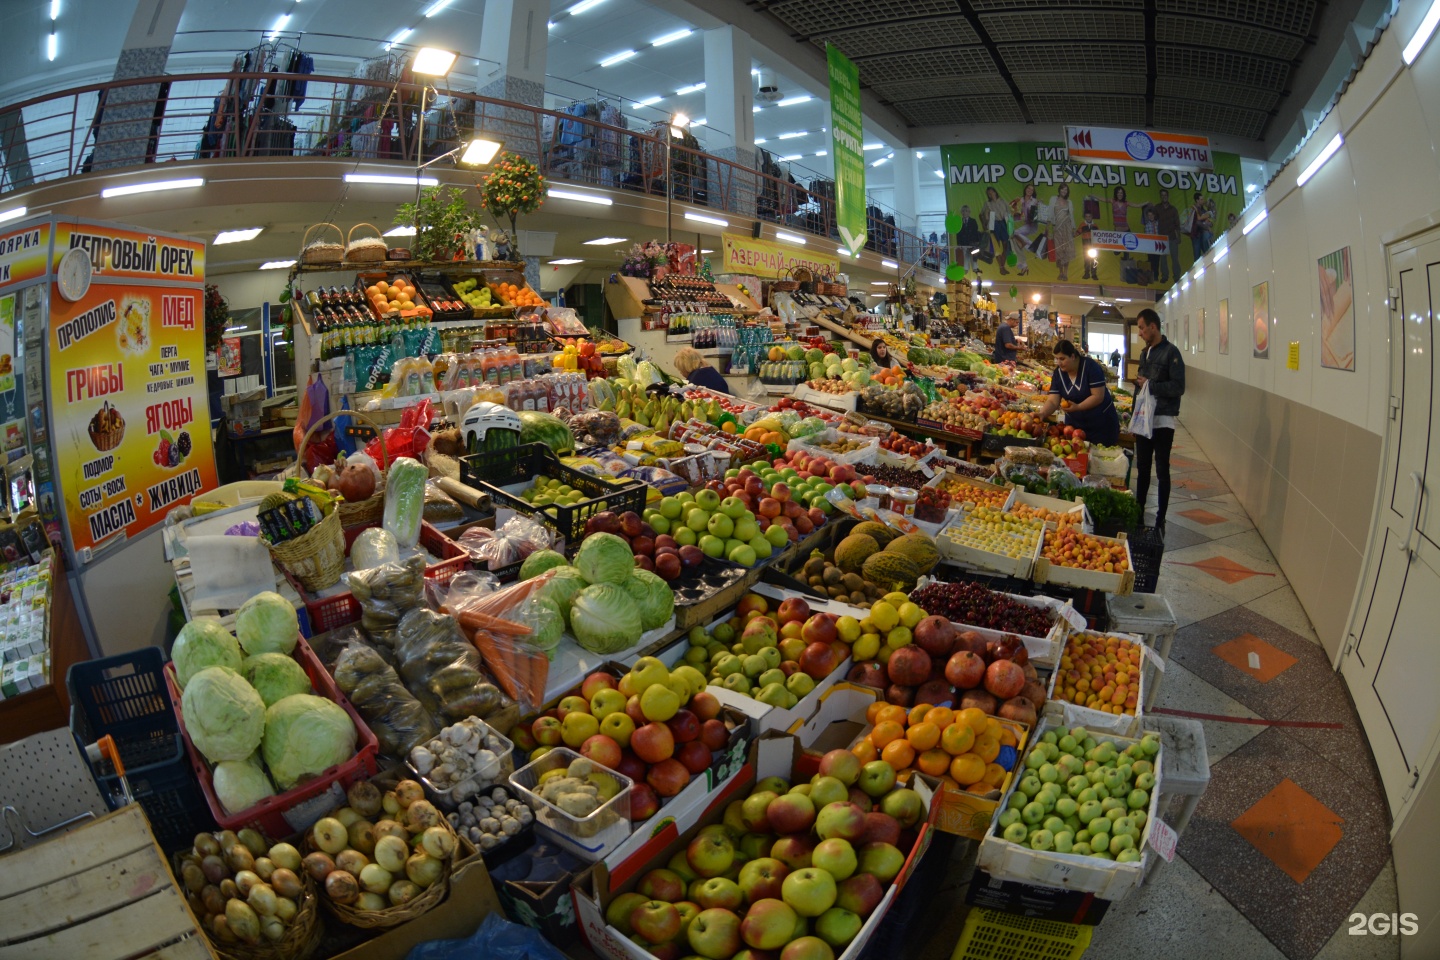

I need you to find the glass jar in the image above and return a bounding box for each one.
[890,486,918,517]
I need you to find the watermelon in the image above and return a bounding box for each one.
[517,411,575,454]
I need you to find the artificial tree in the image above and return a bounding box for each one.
[204,284,229,353]
[478,152,545,257]
[394,186,484,261]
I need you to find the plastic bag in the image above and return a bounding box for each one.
[367,400,434,469]
[383,457,429,548]
[458,515,557,571]
[393,607,512,725]
[1128,382,1156,439]
[331,630,438,757]
[353,528,399,570]
[405,911,571,960]
[348,555,426,647]
[442,571,559,710]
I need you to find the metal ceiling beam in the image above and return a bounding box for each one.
[950,0,1032,124]
[1144,0,1157,126]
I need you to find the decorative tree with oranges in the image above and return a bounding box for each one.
[479,152,545,257]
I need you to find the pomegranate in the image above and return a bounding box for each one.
[997,696,1037,728]
[913,616,956,658]
[886,646,932,687]
[945,651,986,690]
[1020,679,1048,710]
[847,662,886,689]
[984,659,1026,700]
[914,679,954,706]
[959,689,998,715]
[954,631,989,657]
[884,683,915,707]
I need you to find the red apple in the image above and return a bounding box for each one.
[691,692,722,721]
[738,863,791,909]
[772,483,791,503]
[699,718,729,751]
[667,709,701,744]
[758,498,782,519]
[766,793,817,835]
[735,594,768,618]
[633,722,677,764]
[615,750,647,783]
[655,552,684,581]
[770,836,815,871]
[648,758,691,798]
[800,614,838,646]
[777,597,811,625]
[835,873,884,918]
[625,695,647,726]
[581,734,622,769]
[653,534,678,553]
[677,741,713,774]
[581,673,617,701]
[637,868,687,902]
[799,642,839,680]
[860,811,902,847]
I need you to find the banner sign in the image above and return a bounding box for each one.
[826,44,867,257]
[1065,126,1213,171]
[721,233,838,280]
[47,225,214,558]
[0,223,50,287]
[940,141,1243,289]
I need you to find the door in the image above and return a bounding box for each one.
[1344,231,1440,826]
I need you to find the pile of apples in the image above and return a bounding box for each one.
[510,662,731,823]
[690,594,846,710]
[878,434,930,458]
[688,465,836,556]
[1044,424,1088,458]
[853,701,1021,794]
[603,750,927,960]
[641,489,790,570]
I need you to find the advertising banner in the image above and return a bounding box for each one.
[0,223,50,287]
[1064,126,1213,171]
[47,225,214,558]
[826,44,867,257]
[940,142,1244,290]
[721,232,838,279]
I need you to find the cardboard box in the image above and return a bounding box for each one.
[965,868,1112,925]
[572,734,936,960]
[329,856,505,960]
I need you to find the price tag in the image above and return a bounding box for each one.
[1150,817,1179,862]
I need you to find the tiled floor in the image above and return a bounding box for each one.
[914,423,1396,960]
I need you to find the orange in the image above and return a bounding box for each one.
[871,721,905,750]
[924,707,955,730]
[721,421,737,434]
[967,782,994,796]
[852,739,878,764]
[972,733,1000,764]
[916,749,951,777]
[881,739,916,770]
[908,703,933,726]
[982,717,1003,740]
[958,707,989,735]
[998,727,1018,748]
[876,705,909,727]
[983,762,1008,787]
[906,721,940,752]
[940,723,975,756]
[865,701,887,725]
[949,753,986,786]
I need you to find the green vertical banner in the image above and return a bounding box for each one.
[826,44,866,258]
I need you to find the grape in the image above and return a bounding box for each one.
[908,580,1055,637]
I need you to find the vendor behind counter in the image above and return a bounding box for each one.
[673,347,731,394]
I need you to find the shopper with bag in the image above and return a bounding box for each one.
[981,187,1011,275]
[1133,308,1186,531]
[1034,340,1120,445]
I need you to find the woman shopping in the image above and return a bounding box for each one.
[1034,340,1121,446]
[981,186,1012,275]
[673,347,731,394]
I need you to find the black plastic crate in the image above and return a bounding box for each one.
[67,648,214,852]
[1128,525,1166,594]
[459,442,646,550]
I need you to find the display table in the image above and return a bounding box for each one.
[860,412,981,460]
[0,563,91,745]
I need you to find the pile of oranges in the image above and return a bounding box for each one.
[1053,632,1143,716]
[490,281,546,308]
[366,277,420,313]
[872,365,905,388]
[853,701,1023,795]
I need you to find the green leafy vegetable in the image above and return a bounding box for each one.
[621,568,675,631]
[234,592,299,656]
[574,532,634,586]
[569,583,643,653]
[212,753,276,816]
[172,620,243,690]
[1077,487,1142,528]
[520,549,568,581]
[261,694,357,790]
[241,653,311,707]
[383,457,429,548]
[182,666,266,763]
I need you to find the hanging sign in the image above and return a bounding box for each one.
[721,233,838,280]
[1087,230,1172,255]
[0,223,50,288]
[827,44,867,257]
[1065,126,1214,171]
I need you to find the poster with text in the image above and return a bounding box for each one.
[940,142,1243,289]
[218,337,242,376]
[1197,307,1205,353]
[1319,246,1356,370]
[1219,299,1229,354]
[1252,282,1270,359]
[48,241,215,557]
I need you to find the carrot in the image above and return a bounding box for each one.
[464,625,523,702]
[457,608,532,636]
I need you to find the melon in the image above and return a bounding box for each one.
[852,521,897,548]
[886,533,940,574]
[834,534,880,574]
[862,553,921,591]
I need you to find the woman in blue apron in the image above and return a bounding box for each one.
[1034,340,1120,445]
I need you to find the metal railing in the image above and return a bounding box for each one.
[0,69,942,269]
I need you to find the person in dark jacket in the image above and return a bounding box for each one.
[992,313,1021,364]
[955,204,982,272]
[1134,308,1186,530]
[673,347,731,394]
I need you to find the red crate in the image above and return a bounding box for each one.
[285,520,471,634]
[164,635,380,840]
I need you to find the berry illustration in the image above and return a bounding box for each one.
[177,431,192,457]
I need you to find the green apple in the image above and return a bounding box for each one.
[734,518,760,542]
[758,668,787,689]
[786,672,815,697]
[687,509,712,533]
[1002,822,1028,843]
[708,513,736,539]
[749,536,773,559]
[764,524,789,548]
[675,526,698,547]
[695,489,721,511]
[699,534,726,558]
[659,497,683,520]
[722,673,751,694]
[729,544,757,566]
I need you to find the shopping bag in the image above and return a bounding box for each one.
[1129,382,1156,439]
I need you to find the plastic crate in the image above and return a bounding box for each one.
[459,443,646,550]
[66,648,215,852]
[284,520,472,633]
[164,635,380,840]
[508,746,634,862]
[1126,526,1165,594]
[952,908,1092,960]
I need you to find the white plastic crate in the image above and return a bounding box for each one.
[1042,630,1148,737]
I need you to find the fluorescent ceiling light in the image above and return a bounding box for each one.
[814,150,827,156]
[881,259,897,269]
[259,260,296,270]
[1296,132,1343,186]
[1245,183,1257,192]
[870,281,889,286]
[214,228,263,244]
[548,20,556,29]
[777,96,811,107]
[1241,208,1268,235]
[676,83,705,95]
[459,137,504,165]
[862,143,884,151]
[775,232,806,245]
[549,258,583,265]
[600,49,637,67]
[652,28,691,46]
[102,177,204,198]
[753,138,767,145]
[1213,245,1228,262]
[1181,280,1190,290]
[1078,295,1096,300]
[751,69,759,76]
[0,207,26,225]
[637,96,662,107]
[46,32,57,60]
[584,236,626,245]
[1115,298,1132,302]
[837,247,850,256]
[345,173,438,186]
[423,0,453,16]
[701,248,714,253]
[1193,265,1204,278]
[267,13,289,39]
[384,225,417,236]
[752,106,761,113]
[684,212,728,227]
[548,187,613,205]
[915,151,923,159]
[935,170,945,178]
[568,0,605,13]
[691,118,706,127]
[49,0,59,18]
[980,280,993,287]
[412,47,457,75]
[389,28,413,46]
[1404,0,1440,63]
[780,155,801,161]
[777,131,805,140]
[871,154,891,167]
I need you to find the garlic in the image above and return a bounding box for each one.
[490,788,507,804]
[481,817,499,834]
[468,827,483,843]
[410,747,436,776]
[479,835,500,850]
[501,817,522,836]
[458,801,474,815]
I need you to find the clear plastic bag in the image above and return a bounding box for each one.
[394,608,513,725]
[348,555,427,647]
[441,570,560,710]
[457,515,557,571]
[329,629,438,758]
[1047,465,1082,494]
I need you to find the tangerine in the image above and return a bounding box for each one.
[852,739,879,764]
[916,749,951,777]
[924,707,955,730]
[908,703,933,726]
[973,733,1001,764]
[906,721,940,752]
[871,721,905,750]
[983,762,1008,787]
[949,753,986,786]
[865,702,887,725]
[881,739,916,770]
[940,723,975,756]
[876,705,909,727]
[958,707,989,735]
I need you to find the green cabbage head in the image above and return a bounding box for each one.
[213,753,276,816]
[235,592,299,656]
[241,653,311,707]
[529,597,564,656]
[574,533,633,586]
[569,583,643,653]
[182,666,266,763]
[262,694,357,789]
[519,549,567,581]
[621,569,674,631]
[172,620,242,689]
[539,567,588,626]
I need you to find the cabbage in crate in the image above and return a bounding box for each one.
[182,666,266,763]
[172,619,242,689]
[241,652,311,707]
[212,752,276,816]
[261,693,358,789]
[235,591,300,656]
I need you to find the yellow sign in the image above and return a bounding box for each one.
[1287,341,1300,370]
[0,223,50,287]
[721,233,839,280]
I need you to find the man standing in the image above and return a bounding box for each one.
[1154,189,1182,285]
[992,313,1021,364]
[1134,308,1186,531]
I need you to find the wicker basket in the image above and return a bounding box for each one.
[318,819,462,930]
[771,266,800,293]
[175,856,324,960]
[266,505,345,591]
[298,410,387,527]
[345,223,388,263]
[299,223,344,265]
[792,266,815,294]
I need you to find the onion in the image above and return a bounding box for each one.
[302,852,335,882]
[260,916,286,942]
[227,844,255,875]
[404,851,442,889]
[253,857,276,882]
[311,817,348,855]
[247,882,278,917]
[271,868,303,901]
[325,870,360,905]
[201,885,226,916]
[200,855,228,885]
[274,897,298,923]
[374,836,409,874]
[268,843,302,872]
[194,834,221,858]
[359,863,394,894]
[356,892,389,912]
[335,850,369,877]
[234,870,261,897]
[420,826,456,861]
[181,863,207,894]
[374,820,407,843]
[388,880,421,906]
[348,781,383,818]
[226,899,261,944]
[395,781,425,809]
[404,800,441,834]
[237,828,268,857]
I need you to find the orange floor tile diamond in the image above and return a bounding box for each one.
[1172,555,1273,584]
[1231,778,1345,883]
[1179,508,1229,525]
[1212,632,1299,682]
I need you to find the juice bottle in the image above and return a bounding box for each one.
[481,343,499,387]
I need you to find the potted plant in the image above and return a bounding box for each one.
[478,152,545,258]
[394,186,483,261]
[204,284,229,354]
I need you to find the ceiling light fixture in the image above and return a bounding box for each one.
[870,153,892,167]
[1194,265,1205,278]
[676,82,705,95]
[600,49,637,67]
[1241,208,1268,235]
[752,105,761,113]
[701,248,714,253]
[423,0,453,16]
[777,95,811,106]
[1245,183,1257,192]
[1213,245,1228,262]
[881,259,897,269]
[0,207,27,225]
[549,258,583,265]
[583,236,626,245]
[775,231,806,245]
[1115,298,1132,302]
[814,150,827,156]
[387,28,413,47]
[412,47,457,75]
[684,211,728,227]
[934,170,945,178]
[344,173,438,186]
[214,228,263,244]
[567,0,605,14]
[1181,280,1190,290]
[46,32,57,60]
[753,138,767,144]
[915,151,923,159]
[637,96,663,107]
[691,118,706,127]
[1296,132,1343,186]
[862,143,883,151]
[259,260,296,270]
[780,155,801,161]
[384,225,417,236]
[870,281,889,286]
[980,280,993,287]
[652,28,691,46]
[101,177,204,198]
[1404,0,1440,63]
[267,13,289,39]
[49,0,59,18]
[548,187,613,205]
[777,131,805,140]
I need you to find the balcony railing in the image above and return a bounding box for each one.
[0,70,944,271]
